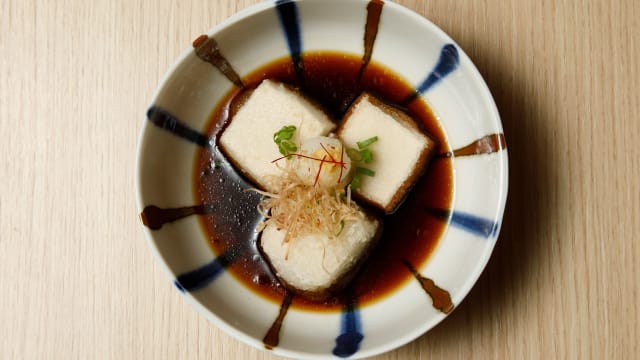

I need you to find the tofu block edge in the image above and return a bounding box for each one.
[218,79,336,191]
[337,93,436,213]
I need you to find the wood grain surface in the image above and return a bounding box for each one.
[1,0,638,359]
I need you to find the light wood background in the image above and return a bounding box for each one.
[1,0,638,359]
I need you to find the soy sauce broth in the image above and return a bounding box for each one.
[194,51,453,311]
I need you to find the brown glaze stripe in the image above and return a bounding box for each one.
[403,260,454,314]
[140,204,215,230]
[263,291,294,350]
[438,133,506,158]
[192,35,244,89]
[358,0,384,78]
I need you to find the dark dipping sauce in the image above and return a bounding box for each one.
[194,51,453,311]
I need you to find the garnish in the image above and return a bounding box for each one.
[347,148,374,163]
[359,148,373,163]
[356,167,376,177]
[346,148,362,161]
[357,136,379,149]
[249,169,363,251]
[272,142,349,187]
[273,125,297,157]
[348,136,378,190]
[349,167,375,190]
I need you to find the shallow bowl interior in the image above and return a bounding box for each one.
[136,0,508,358]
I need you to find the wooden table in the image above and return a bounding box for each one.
[1,0,638,358]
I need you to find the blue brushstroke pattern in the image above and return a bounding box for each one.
[427,208,498,238]
[333,298,364,358]
[275,0,304,81]
[174,251,236,293]
[146,106,210,147]
[450,210,499,238]
[404,44,459,104]
[416,44,459,93]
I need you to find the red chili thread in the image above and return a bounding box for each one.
[271,143,349,186]
[314,155,328,186]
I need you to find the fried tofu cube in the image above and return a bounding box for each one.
[260,212,382,301]
[219,79,336,190]
[337,93,436,213]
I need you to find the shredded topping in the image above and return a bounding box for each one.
[248,126,378,259]
[272,144,349,187]
[249,166,363,246]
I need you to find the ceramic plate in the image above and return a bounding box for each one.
[136,0,508,358]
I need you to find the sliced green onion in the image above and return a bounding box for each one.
[348,136,378,189]
[350,176,361,190]
[346,148,362,161]
[274,125,297,156]
[360,148,373,163]
[357,136,379,149]
[273,125,296,142]
[281,140,297,152]
[356,167,375,177]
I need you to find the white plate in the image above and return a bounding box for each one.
[135,0,508,358]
